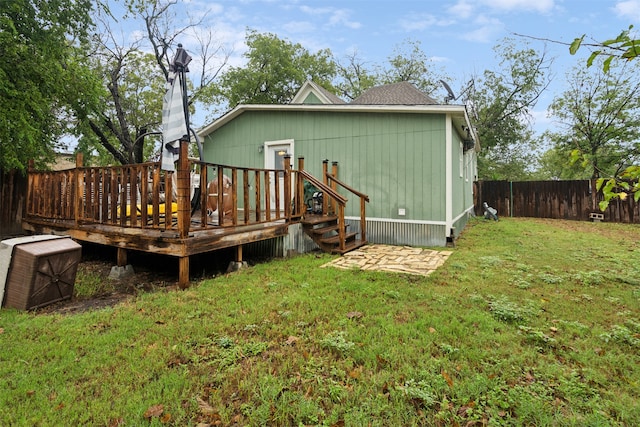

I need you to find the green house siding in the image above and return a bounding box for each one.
[451,128,465,218]
[203,110,449,222]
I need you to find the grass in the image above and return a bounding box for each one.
[1,217,639,426]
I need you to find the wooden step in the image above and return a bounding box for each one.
[331,239,367,254]
[301,214,338,226]
[312,224,340,235]
[319,231,357,245]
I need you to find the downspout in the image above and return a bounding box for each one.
[445,114,453,239]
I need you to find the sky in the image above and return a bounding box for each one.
[118,0,640,133]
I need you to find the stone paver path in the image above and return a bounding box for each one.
[321,244,453,276]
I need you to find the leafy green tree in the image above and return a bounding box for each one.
[335,50,378,101]
[533,145,591,180]
[470,39,552,180]
[0,0,95,171]
[569,26,640,209]
[331,40,448,102]
[75,0,229,165]
[380,39,448,98]
[546,60,640,180]
[75,49,166,166]
[570,25,640,71]
[206,30,337,111]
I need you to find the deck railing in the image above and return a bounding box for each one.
[193,157,305,229]
[26,149,367,253]
[25,150,301,234]
[27,157,182,230]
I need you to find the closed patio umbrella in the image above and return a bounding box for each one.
[161,44,192,172]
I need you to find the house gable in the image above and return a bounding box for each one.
[290,80,346,105]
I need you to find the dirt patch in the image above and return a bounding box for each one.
[33,243,242,315]
[35,258,179,315]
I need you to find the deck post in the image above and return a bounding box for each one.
[331,161,339,215]
[74,152,83,225]
[177,139,191,289]
[177,139,190,239]
[117,247,127,267]
[322,160,329,215]
[236,244,243,262]
[297,156,305,216]
[284,155,291,219]
[178,256,189,289]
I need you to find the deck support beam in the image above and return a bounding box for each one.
[235,244,243,262]
[178,256,189,289]
[117,247,127,267]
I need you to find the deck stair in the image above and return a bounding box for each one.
[295,159,369,255]
[301,214,366,254]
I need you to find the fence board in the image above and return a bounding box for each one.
[1,169,27,238]
[474,180,640,223]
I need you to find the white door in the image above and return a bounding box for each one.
[264,140,294,211]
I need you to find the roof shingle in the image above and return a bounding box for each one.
[350,81,437,105]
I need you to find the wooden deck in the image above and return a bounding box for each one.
[23,142,369,288]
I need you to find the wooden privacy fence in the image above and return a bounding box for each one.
[474,180,640,223]
[0,169,27,238]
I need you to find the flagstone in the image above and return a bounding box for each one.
[321,244,452,276]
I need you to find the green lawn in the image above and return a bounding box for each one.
[1,218,639,426]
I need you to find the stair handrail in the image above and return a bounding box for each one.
[298,169,348,251]
[326,175,370,203]
[325,174,369,245]
[298,170,348,205]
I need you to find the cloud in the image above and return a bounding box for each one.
[399,14,439,31]
[283,21,316,33]
[460,15,505,43]
[449,0,556,17]
[481,0,555,13]
[299,5,361,29]
[613,1,640,22]
[430,56,451,63]
[448,1,475,19]
[300,5,333,16]
[327,9,362,29]
[398,13,455,32]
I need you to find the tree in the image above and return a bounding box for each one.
[205,30,337,111]
[380,39,448,98]
[0,0,95,171]
[335,50,378,101]
[316,40,447,102]
[569,26,640,209]
[570,25,640,71]
[75,0,229,165]
[469,38,553,180]
[75,48,166,165]
[546,60,640,179]
[533,145,592,180]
